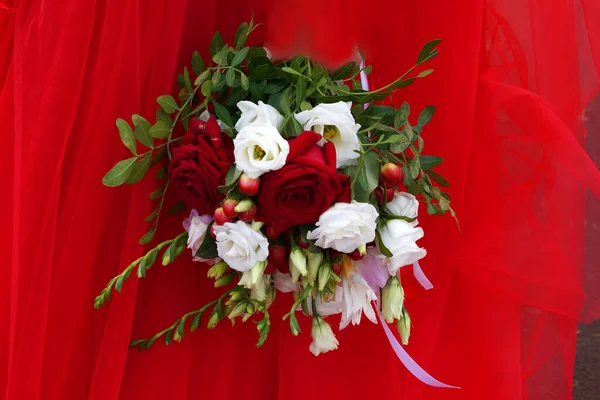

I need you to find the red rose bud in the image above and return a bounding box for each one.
[214,207,233,225]
[268,245,286,264]
[265,261,277,275]
[349,249,364,261]
[265,225,280,240]
[380,162,404,185]
[238,173,260,196]
[188,117,206,135]
[205,115,222,140]
[222,199,238,217]
[238,204,258,222]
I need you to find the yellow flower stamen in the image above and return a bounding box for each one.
[340,255,354,278]
[323,125,339,141]
[253,145,266,159]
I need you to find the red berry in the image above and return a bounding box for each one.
[268,245,286,264]
[238,173,260,196]
[214,207,233,226]
[386,187,395,203]
[331,263,342,274]
[297,237,310,249]
[375,187,384,204]
[238,205,257,222]
[188,117,205,135]
[265,225,280,240]
[380,163,404,185]
[265,261,277,275]
[222,199,238,217]
[349,249,364,261]
[210,225,217,239]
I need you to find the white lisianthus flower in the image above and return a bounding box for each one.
[354,247,390,291]
[385,192,419,225]
[381,276,404,323]
[235,101,284,131]
[379,220,427,275]
[294,101,360,168]
[183,209,213,255]
[272,271,300,293]
[305,286,343,317]
[214,221,269,272]
[307,201,378,254]
[340,269,378,330]
[309,315,339,356]
[233,124,289,178]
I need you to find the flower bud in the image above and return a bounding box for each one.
[382,276,404,323]
[317,262,331,291]
[246,303,255,314]
[162,254,171,266]
[357,243,367,256]
[290,247,308,282]
[396,309,411,345]
[234,199,254,213]
[207,261,228,279]
[251,220,264,231]
[309,316,339,356]
[228,302,247,320]
[306,251,323,286]
[250,275,269,302]
[238,261,266,289]
[207,312,220,329]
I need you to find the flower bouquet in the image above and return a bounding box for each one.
[96,18,454,360]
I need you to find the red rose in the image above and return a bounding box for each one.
[169,116,234,215]
[257,131,350,233]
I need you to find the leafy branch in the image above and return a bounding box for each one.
[93,231,188,309]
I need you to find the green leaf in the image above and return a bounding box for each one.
[213,101,234,129]
[417,69,433,78]
[148,120,171,139]
[157,95,178,114]
[219,165,242,193]
[395,103,410,128]
[331,61,356,80]
[362,65,372,75]
[191,51,205,75]
[196,223,218,259]
[201,80,213,97]
[116,118,136,155]
[156,108,171,125]
[155,166,168,180]
[149,187,164,200]
[409,157,420,179]
[354,151,380,202]
[183,66,192,89]
[420,155,443,170]
[225,68,235,87]
[132,114,153,148]
[240,73,249,91]
[125,154,151,184]
[282,67,304,78]
[264,80,287,94]
[417,39,441,65]
[144,207,159,223]
[231,47,249,67]
[289,314,301,335]
[102,157,137,187]
[210,31,225,57]
[177,73,185,89]
[418,106,436,127]
[194,70,210,87]
[212,45,229,65]
[115,275,125,293]
[427,170,450,187]
[139,229,156,245]
[295,81,306,108]
[212,69,222,86]
[190,313,202,332]
[234,22,249,49]
[167,200,187,215]
[150,147,167,167]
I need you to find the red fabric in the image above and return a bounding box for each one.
[1,0,599,399]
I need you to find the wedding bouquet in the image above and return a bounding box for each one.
[95,18,453,357]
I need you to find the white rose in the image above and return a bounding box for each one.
[307,201,378,253]
[235,100,284,131]
[294,101,360,168]
[385,192,419,225]
[233,124,289,178]
[340,270,377,330]
[309,316,339,356]
[379,220,427,275]
[214,221,269,272]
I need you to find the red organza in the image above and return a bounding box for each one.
[1,0,599,399]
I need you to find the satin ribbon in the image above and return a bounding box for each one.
[360,59,459,389]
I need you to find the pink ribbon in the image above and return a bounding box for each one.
[360,59,458,389]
